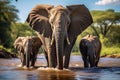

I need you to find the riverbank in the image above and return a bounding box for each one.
[0,49,120,59]
[72,52,120,58]
[101,54,120,58]
[0,49,17,58]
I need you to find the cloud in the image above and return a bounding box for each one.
[95,0,120,5]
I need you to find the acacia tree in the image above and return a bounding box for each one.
[0,0,18,47]
[91,9,120,38]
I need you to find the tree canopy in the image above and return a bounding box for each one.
[0,0,19,47]
[91,9,120,37]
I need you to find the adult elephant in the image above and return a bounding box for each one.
[26,4,93,69]
[79,35,102,68]
[14,36,44,68]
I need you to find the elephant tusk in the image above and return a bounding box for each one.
[51,35,55,45]
[66,32,70,45]
[51,38,54,45]
[66,37,70,45]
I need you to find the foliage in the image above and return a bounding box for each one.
[0,1,120,57]
[11,22,36,41]
[0,0,18,48]
[101,47,120,56]
[91,10,120,37]
[107,25,120,46]
[0,45,13,53]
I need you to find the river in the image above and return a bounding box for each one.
[0,55,120,80]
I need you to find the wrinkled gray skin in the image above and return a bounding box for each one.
[79,35,102,68]
[26,4,93,69]
[14,36,43,68]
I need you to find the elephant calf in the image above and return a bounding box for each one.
[14,36,42,68]
[79,35,101,68]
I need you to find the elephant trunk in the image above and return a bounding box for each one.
[55,27,64,69]
[51,28,70,45]
[51,26,70,70]
[51,13,70,69]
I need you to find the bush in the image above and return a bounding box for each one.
[101,46,120,56]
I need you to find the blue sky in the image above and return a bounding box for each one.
[11,0,120,23]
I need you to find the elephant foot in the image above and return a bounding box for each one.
[90,66,97,69]
[84,64,89,68]
[23,66,29,69]
[38,67,55,71]
[17,63,23,67]
[63,66,68,69]
[54,68,71,72]
[56,65,63,70]
[30,66,35,69]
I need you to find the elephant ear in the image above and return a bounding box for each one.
[26,4,54,36]
[14,37,24,49]
[67,5,93,37]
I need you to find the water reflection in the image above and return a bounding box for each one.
[37,69,76,80]
[74,67,120,80]
[0,56,120,80]
[26,74,39,80]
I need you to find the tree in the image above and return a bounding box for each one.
[91,9,120,38]
[0,0,18,47]
[107,25,120,46]
[11,22,36,42]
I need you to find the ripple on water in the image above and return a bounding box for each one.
[0,56,120,80]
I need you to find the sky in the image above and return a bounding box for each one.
[11,0,120,23]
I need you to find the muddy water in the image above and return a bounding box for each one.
[0,55,120,80]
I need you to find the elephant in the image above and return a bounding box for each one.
[79,35,102,68]
[26,4,93,69]
[14,36,43,68]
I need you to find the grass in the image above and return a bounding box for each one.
[101,47,120,57]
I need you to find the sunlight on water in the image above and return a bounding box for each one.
[37,67,70,72]
[0,56,120,80]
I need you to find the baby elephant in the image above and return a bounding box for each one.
[79,35,101,68]
[14,36,42,68]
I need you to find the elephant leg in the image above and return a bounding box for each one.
[47,48,54,68]
[95,60,99,67]
[82,55,89,68]
[95,57,100,67]
[20,52,25,67]
[48,47,57,68]
[20,52,23,66]
[64,37,77,68]
[43,49,49,67]
[31,53,37,67]
[89,54,95,67]
[46,41,56,68]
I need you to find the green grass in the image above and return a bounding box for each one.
[101,47,120,56]
[72,52,80,55]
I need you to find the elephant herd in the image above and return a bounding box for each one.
[14,4,102,70]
